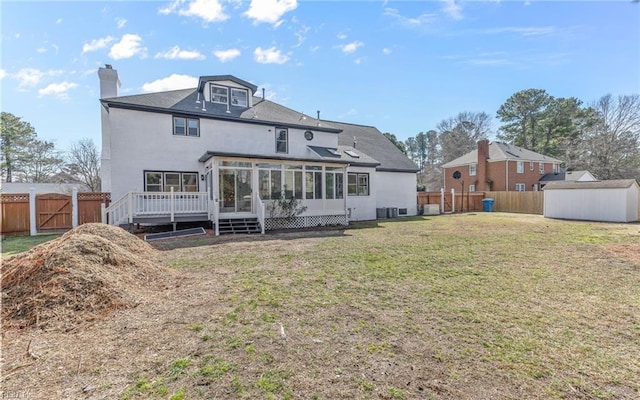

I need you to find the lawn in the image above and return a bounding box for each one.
[2,213,639,399]
[1,233,60,257]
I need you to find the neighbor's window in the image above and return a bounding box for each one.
[276,128,288,153]
[515,183,525,192]
[347,172,369,196]
[539,162,545,174]
[468,184,476,192]
[517,161,524,174]
[469,163,477,176]
[553,163,560,174]
[144,171,198,192]
[530,161,534,171]
[173,117,199,137]
[325,167,344,199]
[230,88,248,107]
[211,85,228,104]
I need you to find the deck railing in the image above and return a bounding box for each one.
[103,189,209,225]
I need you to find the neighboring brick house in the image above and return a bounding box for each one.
[442,140,562,192]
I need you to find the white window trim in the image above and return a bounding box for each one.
[530,161,534,171]
[468,184,476,192]
[211,85,228,105]
[515,183,525,192]
[230,88,248,107]
[275,128,288,154]
[539,162,545,174]
[516,161,524,174]
[469,163,477,176]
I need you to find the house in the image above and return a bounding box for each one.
[441,140,562,192]
[98,66,418,233]
[539,170,597,187]
[543,179,639,222]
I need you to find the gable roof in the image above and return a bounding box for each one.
[540,170,596,183]
[442,141,562,168]
[543,179,639,190]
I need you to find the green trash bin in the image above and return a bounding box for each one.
[482,198,495,212]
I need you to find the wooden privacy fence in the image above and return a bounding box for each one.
[417,190,544,215]
[0,191,110,237]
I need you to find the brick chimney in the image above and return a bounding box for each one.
[98,64,121,98]
[476,140,489,191]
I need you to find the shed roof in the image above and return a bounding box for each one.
[542,179,639,190]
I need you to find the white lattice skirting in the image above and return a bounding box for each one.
[264,215,348,231]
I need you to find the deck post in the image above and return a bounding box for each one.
[127,193,133,223]
[170,187,175,223]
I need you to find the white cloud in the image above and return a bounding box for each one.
[0,69,6,80]
[109,34,147,60]
[155,46,205,60]
[37,47,47,54]
[56,18,62,24]
[141,74,198,93]
[214,48,241,62]
[254,46,289,64]
[244,0,297,25]
[441,0,463,20]
[341,40,363,54]
[337,33,347,40]
[383,8,437,27]
[116,18,127,28]
[38,81,78,98]
[82,36,115,54]
[52,44,59,54]
[382,48,392,55]
[160,0,228,23]
[14,68,46,87]
[483,26,555,36]
[293,25,310,48]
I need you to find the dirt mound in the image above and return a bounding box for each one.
[1,223,171,331]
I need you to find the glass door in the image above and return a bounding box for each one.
[219,169,252,213]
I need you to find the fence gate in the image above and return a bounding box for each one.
[36,193,72,231]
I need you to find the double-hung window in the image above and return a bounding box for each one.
[230,88,248,107]
[173,117,199,137]
[211,85,228,104]
[469,163,477,176]
[276,128,288,154]
[516,161,524,174]
[347,173,369,196]
[515,183,525,192]
[530,161,534,171]
[539,162,545,174]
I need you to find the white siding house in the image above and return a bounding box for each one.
[98,66,418,233]
[543,179,640,223]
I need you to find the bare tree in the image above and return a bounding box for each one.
[17,139,65,182]
[67,139,101,191]
[438,111,492,163]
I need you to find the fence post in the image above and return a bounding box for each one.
[451,188,456,213]
[72,187,79,228]
[101,203,107,224]
[29,188,37,236]
[440,188,444,213]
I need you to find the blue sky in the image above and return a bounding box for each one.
[1,0,639,152]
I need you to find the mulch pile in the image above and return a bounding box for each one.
[1,223,172,331]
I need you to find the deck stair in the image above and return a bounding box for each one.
[218,218,261,234]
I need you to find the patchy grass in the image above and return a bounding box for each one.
[1,233,60,257]
[2,213,639,399]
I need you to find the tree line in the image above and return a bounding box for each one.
[1,112,101,191]
[384,90,640,191]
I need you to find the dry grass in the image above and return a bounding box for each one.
[1,214,639,399]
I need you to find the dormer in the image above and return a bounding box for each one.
[196,75,258,110]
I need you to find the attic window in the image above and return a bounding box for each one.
[344,150,360,158]
[231,88,248,107]
[211,85,228,104]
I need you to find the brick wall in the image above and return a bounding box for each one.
[445,160,557,192]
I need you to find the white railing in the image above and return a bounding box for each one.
[255,192,266,234]
[103,190,209,225]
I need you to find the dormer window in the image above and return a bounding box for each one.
[211,85,228,104]
[231,88,248,107]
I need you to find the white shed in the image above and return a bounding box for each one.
[543,179,640,223]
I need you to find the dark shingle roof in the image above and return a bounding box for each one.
[101,78,418,172]
[442,141,562,168]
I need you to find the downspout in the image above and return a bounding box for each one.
[505,161,509,192]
